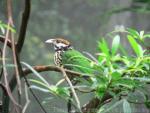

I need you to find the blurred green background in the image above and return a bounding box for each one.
[1,0,150,113]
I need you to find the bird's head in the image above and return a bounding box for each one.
[45,38,72,51]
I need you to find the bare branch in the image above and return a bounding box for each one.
[2,0,21,112]
[0,36,12,48]
[10,32,22,94]
[7,64,114,113]
[59,67,81,112]
[23,65,82,78]
[2,21,21,109]
[0,82,7,96]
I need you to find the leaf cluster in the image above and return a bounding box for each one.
[29,28,150,113]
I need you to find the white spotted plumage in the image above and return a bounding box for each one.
[45,38,72,66]
[54,51,63,66]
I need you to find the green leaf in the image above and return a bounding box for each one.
[0,24,5,34]
[119,45,128,56]
[124,77,150,82]
[123,99,131,113]
[111,71,121,81]
[97,99,124,113]
[139,30,144,40]
[29,79,50,89]
[2,24,16,33]
[95,77,109,98]
[143,34,150,39]
[127,35,143,57]
[127,28,140,39]
[112,78,137,89]
[98,38,110,58]
[55,87,69,96]
[30,85,49,92]
[111,35,120,56]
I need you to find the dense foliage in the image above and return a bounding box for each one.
[29,28,150,113]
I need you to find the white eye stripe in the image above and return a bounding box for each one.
[57,43,67,47]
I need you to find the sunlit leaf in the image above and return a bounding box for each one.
[143,34,150,39]
[127,35,143,57]
[29,79,50,89]
[98,38,110,59]
[30,85,49,92]
[0,25,5,34]
[111,35,120,56]
[139,30,144,40]
[2,24,16,33]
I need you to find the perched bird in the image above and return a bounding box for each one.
[45,38,96,75]
[45,38,97,112]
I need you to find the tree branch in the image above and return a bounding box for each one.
[23,65,82,77]
[81,94,112,113]
[81,98,100,113]
[0,34,112,113]
[0,36,12,48]
[16,0,30,53]
[10,65,113,113]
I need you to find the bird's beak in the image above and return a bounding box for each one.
[45,39,55,44]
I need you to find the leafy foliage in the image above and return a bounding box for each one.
[30,28,150,113]
[0,20,16,34]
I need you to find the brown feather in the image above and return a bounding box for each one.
[55,38,71,46]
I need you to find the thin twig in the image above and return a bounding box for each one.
[10,32,22,94]
[2,0,21,112]
[0,82,7,96]
[83,51,99,64]
[55,78,65,86]
[8,65,82,113]
[59,67,81,112]
[23,76,48,113]
[0,49,3,79]
[2,21,20,109]
[22,83,30,113]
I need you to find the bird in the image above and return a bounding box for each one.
[45,38,98,112]
[45,38,97,75]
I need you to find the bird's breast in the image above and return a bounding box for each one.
[54,51,63,66]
